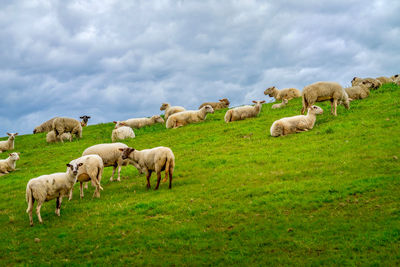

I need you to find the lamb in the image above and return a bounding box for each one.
[351,77,381,90]
[46,131,72,143]
[111,125,135,142]
[344,83,370,100]
[270,105,324,137]
[0,133,18,153]
[25,161,83,226]
[166,105,214,128]
[160,103,186,120]
[271,99,288,109]
[68,155,104,200]
[224,101,265,123]
[264,86,301,101]
[80,116,91,127]
[301,81,350,116]
[114,115,165,129]
[0,152,20,176]
[52,117,82,139]
[119,146,175,190]
[198,98,230,110]
[33,117,58,134]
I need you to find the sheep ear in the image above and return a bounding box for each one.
[15,133,18,136]
[80,116,84,119]
[252,101,257,104]
[113,121,117,124]
[118,148,125,151]
[87,116,91,119]
[260,100,266,103]
[9,153,12,156]
[66,164,71,168]
[6,133,10,136]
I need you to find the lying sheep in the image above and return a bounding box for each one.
[52,117,82,139]
[344,83,370,100]
[376,76,393,84]
[391,74,400,85]
[68,155,103,200]
[270,105,324,137]
[224,100,265,122]
[111,125,135,142]
[114,115,164,129]
[0,133,18,153]
[351,77,381,90]
[264,86,301,101]
[166,105,214,128]
[0,152,20,176]
[301,82,349,116]
[26,161,83,226]
[46,131,72,143]
[80,116,91,127]
[271,99,288,109]
[199,98,230,110]
[160,103,186,120]
[33,117,58,134]
[119,146,175,190]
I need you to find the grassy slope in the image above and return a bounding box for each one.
[0,84,399,266]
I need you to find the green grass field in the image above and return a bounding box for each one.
[0,84,399,266]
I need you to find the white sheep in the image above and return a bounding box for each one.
[344,84,370,100]
[271,99,288,109]
[301,81,349,116]
[46,131,72,143]
[114,115,164,129]
[224,101,265,122]
[160,103,186,120]
[199,98,230,110]
[68,155,104,200]
[166,105,214,128]
[391,74,400,85]
[26,161,83,226]
[0,152,20,176]
[33,117,58,134]
[119,146,175,190]
[270,105,324,137]
[351,77,381,90]
[52,117,82,139]
[376,76,393,84]
[111,126,135,142]
[0,133,18,153]
[264,86,301,101]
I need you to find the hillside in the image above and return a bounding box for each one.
[0,84,399,265]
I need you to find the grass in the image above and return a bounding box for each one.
[0,83,399,266]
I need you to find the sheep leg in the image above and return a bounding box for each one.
[169,165,173,189]
[110,164,117,181]
[28,199,35,226]
[80,182,84,199]
[154,171,161,190]
[146,171,152,189]
[333,99,338,116]
[36,201,43,224]
[117,164,122,182]
[84,182,88,189]
[68,186,74,200]
[55,197,61,216]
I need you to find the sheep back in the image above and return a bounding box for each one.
[52,117,82,138]
[34,117,58,134]
[112,126,135,142]
[82,143,128,167]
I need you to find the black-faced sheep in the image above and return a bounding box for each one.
[80,116,91,127]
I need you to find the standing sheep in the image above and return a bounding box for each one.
[25,161,83,226]
[224,101,265,123]
[199,98,230,110]
[114,115,164,129]
[46,131,72,143]
[0,152,20,176]
[271,99,288,109]
[0,133,18,153]
[111,125,135,142]
[160,103,186,120]
[301,81,350,116]
[270,105,324,137]
[166,105,214,129]
[119,146,175,190]
[80,116,91,127]
[264,86,301,101]
[33,117,58,134]
[52,117,82,139]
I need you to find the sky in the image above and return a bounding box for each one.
[0,0,399,136]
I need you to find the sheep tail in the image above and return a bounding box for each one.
[224,110,232,123]
[26,185,33,213]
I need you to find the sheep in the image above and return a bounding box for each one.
[376,76,393,84]
[270,105,324,137]
[224,101,265,123]
[198,98,230,110]
[166,105,214,128]
[80,116,91,127]
[391,74,400,85]
[351,77,381,90]
[119,146,175,190]
[0,152,20,176]
[33,117,58,134]
[344,83,370,100]
[271,99,288,109]
[114,115,164,129]
[25,161,83,226]
[0,133,18,153]
[111,126,135,142]
[68,155,104,200]
[264,86,301,101]
[46,131,72,143]
[301,82,350,116]
[160,103,186,120]
[52,117,82,139]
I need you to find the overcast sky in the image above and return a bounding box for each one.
[0,0,399,136]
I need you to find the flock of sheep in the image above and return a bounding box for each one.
[0,74,398,226]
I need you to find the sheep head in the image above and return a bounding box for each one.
[9,152,20,161]
[152,115,165,123]
[119,147,135,160]
[203,105,214,114]
[160,103,169,111]
[6,133,18,139]
[219,98,230,105]
[263,87,276,96]
[308,105,324,115]
[66,162,83,176]
[252,100,266,105]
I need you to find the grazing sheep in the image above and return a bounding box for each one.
[271,99,288,109]
[119,146,175,190]
[301,82,349,116]
[270,105,324,137]
[111,126,135,142]
[26,161,83,226]
[199,98,230,110]
[68,155,104,200]
[0,133,18,153]
[114,115,164,129]
[160,103,186,120]
[0,152,20,176]
[376,76,393,84]
[52,117,82,139]
[80,116,91,127]
[344,83,370,100]
[351,77,381,90]
[46,131,72,143]
[264,86,301,101]
[33,117,58,134]
[166,105,214,128]
[224,100,265,123]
